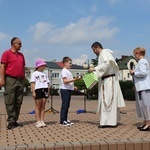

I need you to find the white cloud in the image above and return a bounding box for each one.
[90,5,97,13]
[22,47,42,67]
[29,22,54,41]
[0,32,10,40]
[72,54,88,66]
[29,16,119,46]
[26,16,119,66]
[107,0,122,5]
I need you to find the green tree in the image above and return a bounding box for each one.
[91,57,98,67]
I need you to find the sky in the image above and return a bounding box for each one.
[0,0,150,67]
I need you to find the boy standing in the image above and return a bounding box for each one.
[60,57,80,126]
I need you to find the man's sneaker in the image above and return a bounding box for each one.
[7,122,15,130]
[41,121,46,127]
[14,122,23,127]
[35,121,43,128]
[67,120,74,125]
[60,121,70,126]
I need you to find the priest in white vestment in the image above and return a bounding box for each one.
[89,42,126,127]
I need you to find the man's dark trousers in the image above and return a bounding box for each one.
[4,76,24,124]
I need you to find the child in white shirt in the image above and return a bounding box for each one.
[30,59,50,128]
[60,57,80,126]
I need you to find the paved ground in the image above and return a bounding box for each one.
[0,95,150,150]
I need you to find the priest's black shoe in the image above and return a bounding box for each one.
[98,125,117,128]
[98,125,102,128]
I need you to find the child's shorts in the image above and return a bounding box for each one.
[35,88,49,99]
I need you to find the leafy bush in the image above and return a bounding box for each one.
[119,81,135,100]
[73,78,135,101]
[50,88,59,95]
[71,90,84,95]
[74,78,85,90]
[22,78,30,95]
[86,83,98,100]
[74,79,98,99]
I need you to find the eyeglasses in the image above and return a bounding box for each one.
[13,42,22,46]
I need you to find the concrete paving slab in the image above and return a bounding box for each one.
[0,95,149,150]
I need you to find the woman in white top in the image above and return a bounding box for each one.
[30,59,50,128]
[130,47,150,131]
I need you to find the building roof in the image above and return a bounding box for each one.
[45,61,62,69]
[45,61,85,70]
[56,62,64,68]
[116,55,136,70]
